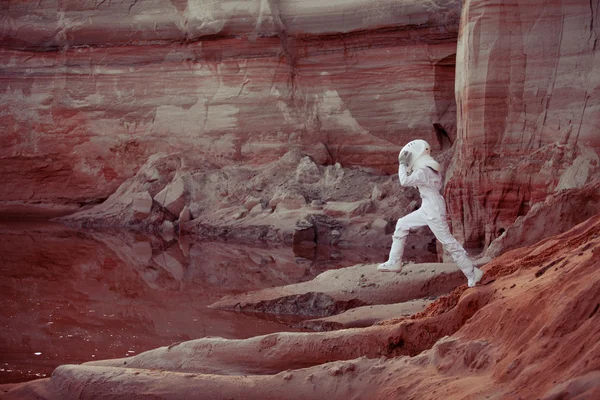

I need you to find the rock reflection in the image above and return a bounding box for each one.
[0,222,386,384]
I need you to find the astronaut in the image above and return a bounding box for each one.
[378,139,484,288]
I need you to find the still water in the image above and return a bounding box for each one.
[0,222,386,384]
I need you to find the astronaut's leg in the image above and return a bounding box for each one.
[378,210,427,272]
[427,214,484,287]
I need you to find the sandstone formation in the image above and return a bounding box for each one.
[0,0,460,218]
[4,210,599,400]
[59,148,445,257]
[484,181,600,259]
[297,299,432,332]
[209,262,465,317]
[446,0,600,252]
[1,0,599,263]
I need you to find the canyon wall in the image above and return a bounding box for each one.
[0,0,460,215]
[3,0,600,257]
[447,0,600,251]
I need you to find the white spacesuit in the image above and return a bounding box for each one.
[378,139,484,288]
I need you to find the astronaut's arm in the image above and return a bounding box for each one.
[398,164,429,187]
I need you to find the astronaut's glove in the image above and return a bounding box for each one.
[398,150,411,167]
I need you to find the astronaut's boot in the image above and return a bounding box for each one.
[378,236,406,272]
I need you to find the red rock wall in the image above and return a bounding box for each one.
[0,0,460,213]
[447,0,600,251]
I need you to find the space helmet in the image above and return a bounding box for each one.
[399,139,440,172]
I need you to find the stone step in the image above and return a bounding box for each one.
[209,263,466,317]
[297,298,433,331]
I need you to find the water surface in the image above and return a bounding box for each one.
[0,222,386,383]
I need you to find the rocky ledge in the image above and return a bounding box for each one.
[209,262,464,317]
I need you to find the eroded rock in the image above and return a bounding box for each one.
[448,0,600,250]
[295,157,321,184]
[273,194,307,212]
[209,263,465,316]
[154,177,186,216]
[0,0,460,219]
[298,299,432,331]
[178,205,192,224]
[323,200,374,218]
[131,191,153,220]
[484,181,600,259]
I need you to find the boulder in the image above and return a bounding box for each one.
[370,218,392,235]
[323,200,374,218]
[293,218,316,246]
[295,157,321,184]
[154,177,186,216]
[271,193,306,212]
[307,142,332,166]
[131,191,153,220]
[371,185,385,201]
[248,203,264,217]
[160,220,174,236]
[178,205,192,224]
[243,196,261,211]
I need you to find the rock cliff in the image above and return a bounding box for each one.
[1,0,460,216]
[447,0,600,251]
[2,0,600,258]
